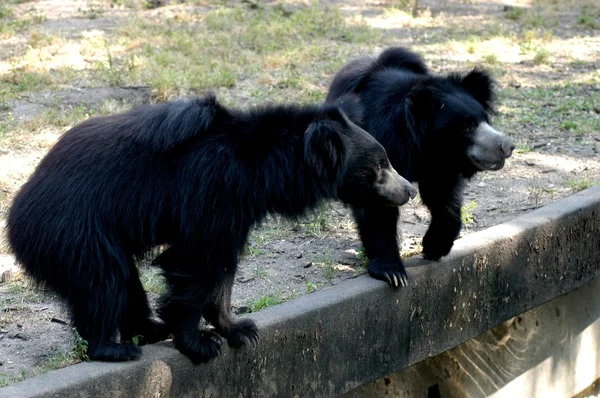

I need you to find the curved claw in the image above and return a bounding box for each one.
[392,274,399,287]
[239,335,251,347]
[383,272,392,285]
[400,274,408,287]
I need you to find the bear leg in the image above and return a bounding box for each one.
[204,273,259,348]
[119,273,170,346]
[157,250,225,363]
[352,204,408,287]
[419,178,464,260]
[68,276,142,361]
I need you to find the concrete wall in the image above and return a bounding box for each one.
[1,186,599,398]
[343,272,600,398]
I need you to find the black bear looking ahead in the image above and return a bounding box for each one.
[327,47,515,286]
[7,94,416,363]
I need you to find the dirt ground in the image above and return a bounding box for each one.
[0,0,599,385]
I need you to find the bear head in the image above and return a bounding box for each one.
[305,95,417,207]
[405,69,515,177]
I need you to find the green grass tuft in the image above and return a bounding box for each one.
[504,6,526,21]
[461,200,478,228]
[249,294,284,312]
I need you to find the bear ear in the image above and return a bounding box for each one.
[459,69,495,113]
[329,94,364,126]
[304,118,347,183]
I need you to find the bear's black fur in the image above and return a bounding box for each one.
[7,94,416,363]
[327,47,514,286]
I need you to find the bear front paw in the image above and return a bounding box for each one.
[226,318,259,348]
[422,229,455,260]
[175,330,223,364]
[367,259,408,287]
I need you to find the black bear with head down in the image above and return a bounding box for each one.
[327,47,514,287]
[7,94,416,363]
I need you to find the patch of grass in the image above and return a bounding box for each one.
[524,9,558,28]
[563,178,595,192]
[0,328,89,387]
[2,275,44,305]
[305,281,319,293]
[483,53,499,65]
[71,328,89,360]
[560,120,578,131]
[0,4,45,39]
[515,144,532,154]
[528,185,543,206]
[504,6,526,21]
[113,3,378,100]
[496,84,600,141]
[314,252,337,281]
[528,185,557,206]
[321,262,337,281]
[244,221,289,257]
[0,104,96,151]
[461,200,478,228]
[577,7,600,29]
[356,247,369,267]
[94,41,137,87]
[385,0,417,13]
[533,48,551,65]
[0,69,53,99]
[253,265,268,280]
[78,3,105,20]
[296,203,332,238]
[249,294,284,312]
[139,266,167,295]
[518,28,554,53]
[244,245,265,256]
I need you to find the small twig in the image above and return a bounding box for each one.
[517,205,543,212]
[532,142,550,149]
[51,317,68,325]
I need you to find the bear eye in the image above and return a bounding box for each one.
[462,121,476,131]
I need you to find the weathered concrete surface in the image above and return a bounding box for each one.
[2,185,599,398]
[342,270,600,398]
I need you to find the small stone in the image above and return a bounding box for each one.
[477,182,487,187]
[234,306,250,315]
[532,141,549,149]
[303,262,314,269]
[9,333,29,341]
[1,270,13,283]
[296,253,303,259]
[524,160,535,166]
[594,136,600,142]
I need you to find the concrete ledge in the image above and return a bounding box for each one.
[2,186,600,398]
[343,267,600,397]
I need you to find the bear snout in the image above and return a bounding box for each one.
[407,182,417,200]
[501,139,515,159]
[381,167,417,206]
